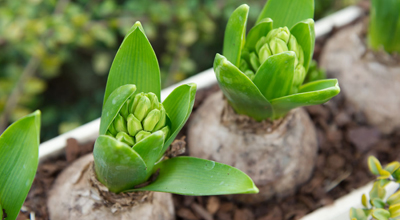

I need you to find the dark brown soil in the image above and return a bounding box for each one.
[21,3,400,220]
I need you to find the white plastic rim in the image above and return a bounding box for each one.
[38,5,365,220]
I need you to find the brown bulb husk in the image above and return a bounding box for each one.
[47,154,174,220]
[187,92,318,204]
[320,22,400,134]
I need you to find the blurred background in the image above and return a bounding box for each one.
[0,0,359,141]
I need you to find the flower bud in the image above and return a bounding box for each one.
[116,132,135,146]
[292,64,306,93]
[134,95,151,121]
[114,113,128,133]
[259,44,271,64]
[153,107,167,131]
[249,52,260,71]
[244,70,255,80]
[136,130,151,143]
[160,126,170,139]
[255,36,267,54]
[269,38,288,55]
[239,59,250,72]
[120,99,130,119]
[108,122,118,136]
[266,27,290,44]
[127,114,143,136]
[288,34,305,67]
[129,92,143,113]
[146,92,159,110]
[143,109,161,131]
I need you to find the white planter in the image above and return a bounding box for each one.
[38,6,365,220]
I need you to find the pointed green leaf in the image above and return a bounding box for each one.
[389,204,400,218]
[371,198,385,208]
[103,22,161,104]
[93,135,147,193]
[372,208,390,220]
[385,162,400,174]
[270,79,340,119]
[99,84,136,135]
[362,194,368,208]
[370,182,386,201]
[130,157,259,195]
[257,0,314,29]
[223,4,249,67]
[244,18,273,51]
[0,204,2,220]
[214,54,273,121]
[132,131,164,179]
[162,83,196,155]
[378,179,391,187]
[0,111,40,220]
[387,190,400,205]
[253,52,295,100]
[290,19,315,71]
[369,156,383,176]
[349,207,368,220]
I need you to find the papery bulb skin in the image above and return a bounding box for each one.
[239,27,306,89]
[107,92,170,146]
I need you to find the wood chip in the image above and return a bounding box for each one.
[206,196,220,215]
[177,208,199,220]
[191,203,213,220]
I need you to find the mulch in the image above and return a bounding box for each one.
[21,3,400,219]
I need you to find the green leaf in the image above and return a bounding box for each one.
[371,198,386,208]
[257,0,314,29]
[214,54,273,121]
[290,19,315,71]
[385,161,400,174]
[362,194,368,208]
[103,22,161,105]
[349,207,368,220]
[0,111,41,220]
[378,179,391,187]
[387,190,400,205]
[162,83,196,155]
[270,79,340,119]
[99,84,136,135]
[393,168,400,181]
[244,18,273,51]
[93,135,147,193]
[223,4,249,67]
[0,203,2,220]
[132,131,164,179]
[370,182,386,201]
[372,208,390,220]
[369,0,400,53]
[253,52,295,100]
[389,204,400,218]
[369,156,383,176]
[130,157,259,195]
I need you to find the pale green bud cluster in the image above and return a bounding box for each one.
[106,92,170,147]
[240,27,306,92]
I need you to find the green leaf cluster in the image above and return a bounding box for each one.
[368,0,400,53]
[350,156,400,220]
[215,0,340,121]
[0,111,41,220]
[93,22,258,195]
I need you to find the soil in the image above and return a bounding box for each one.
[20,3,400,220]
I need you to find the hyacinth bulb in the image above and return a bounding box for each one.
[240,27,306,93]
[106,92,170,147]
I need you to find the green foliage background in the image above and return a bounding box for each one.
[0,0,358,141]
